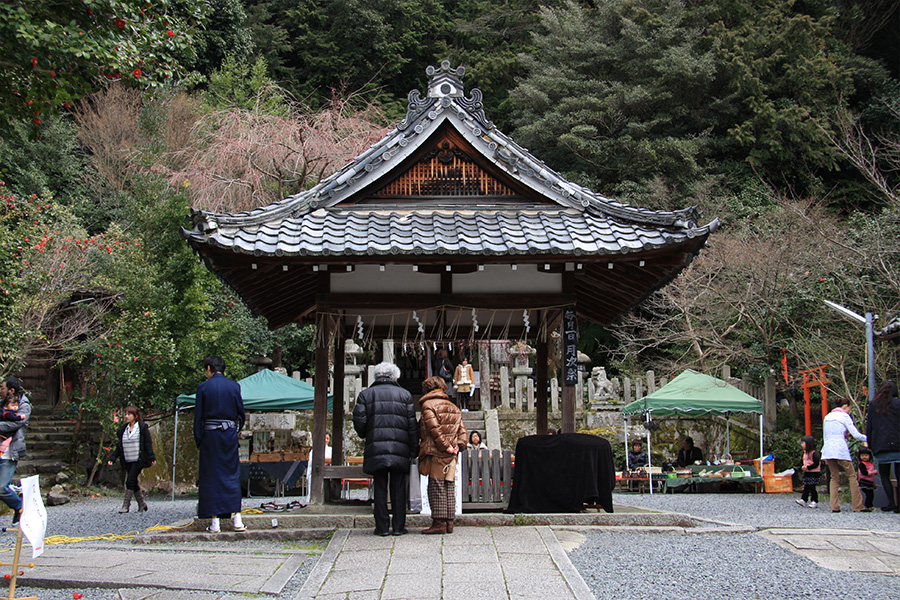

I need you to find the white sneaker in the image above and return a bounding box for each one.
[808,501,817,508]
[795,498,806,507]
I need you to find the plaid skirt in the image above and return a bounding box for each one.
[802,473,821,486]
[427,478,455,520]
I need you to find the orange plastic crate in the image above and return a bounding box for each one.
[764,475,793,493]
[753,459,775,477]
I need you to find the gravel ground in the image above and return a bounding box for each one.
[569,530,898,600]
[611,490,900,530]
[565,491,900,600]
[0,494,322,600]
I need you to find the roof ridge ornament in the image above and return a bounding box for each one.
[398,61,494,133]
[427,61,465,98]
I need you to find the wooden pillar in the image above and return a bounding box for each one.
[310,310,332,505]
[332,322,345,465]
[562,386,576,433]
[536,311,549,435]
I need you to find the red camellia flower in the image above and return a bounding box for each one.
[133,68,141,78]
[31,57,37,67]
[167,30,174,37]
[33,119,40,124]
[115,18,125,28]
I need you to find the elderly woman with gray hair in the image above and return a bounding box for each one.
[418,376,467,534]
[353,362,418,536]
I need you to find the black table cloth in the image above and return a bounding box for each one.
[506,433,615,513]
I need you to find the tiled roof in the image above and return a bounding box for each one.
[197,208,706,258]
[184,61,716,252]
[181,62,717,328]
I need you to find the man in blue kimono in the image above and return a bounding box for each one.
[194,355,246,532]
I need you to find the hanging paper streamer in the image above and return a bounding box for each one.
[413,311,425,334]
[523,310,531,336]
[356,315,365,340]
[472,308,479,333]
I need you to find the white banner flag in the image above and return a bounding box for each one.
[19,475,46,559]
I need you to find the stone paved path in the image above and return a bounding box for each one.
[296,526,595,600]
[760,528,900,575]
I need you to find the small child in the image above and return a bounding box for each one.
[0,398,22,455]
[858,447,876,511]
[796,435,821,508]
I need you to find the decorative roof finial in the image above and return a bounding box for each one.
[426,60,465,98]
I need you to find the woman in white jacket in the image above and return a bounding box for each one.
[821,398,868,512]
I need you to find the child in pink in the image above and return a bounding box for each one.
[796,435,821,508]
[858,448,876,511]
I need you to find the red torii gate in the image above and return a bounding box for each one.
[799,365,829,436]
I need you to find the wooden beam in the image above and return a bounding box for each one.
[320,293,573,310]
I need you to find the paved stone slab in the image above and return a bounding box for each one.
[811,554,893,573]
[442,579,509,600]
[828,536,876,551]
[20,548,289,593]
[781,535,834,550]
[381,572,442,599]
[443,561,503,582]
[442,543,498,564]
[870,538,900,556]
[119,590,222,600]
[260,553,307,595]
[294,525,596,600]
[333,549,392,573]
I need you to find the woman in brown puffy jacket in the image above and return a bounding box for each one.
[418,376,467,534]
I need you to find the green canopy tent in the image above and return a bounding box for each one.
[175,368,333,411]
[171,369,333,499]
[622,369,764,494]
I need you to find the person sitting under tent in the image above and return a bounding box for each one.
[675,437,704,466]
[627,440,648,469]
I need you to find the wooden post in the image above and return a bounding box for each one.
[310,311,332,505]
[536,331,548,435]
[332,324,345,466]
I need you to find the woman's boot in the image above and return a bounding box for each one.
[134,488,148,512]
[119,490,133,513]
[445,519,454,533]
[421,519,448,534]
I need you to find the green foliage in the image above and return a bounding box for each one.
[511,0,724,196]
[245,0,445,113]
[204,57,287,114]
[767,429,801,472]
[182,0,253,76]
[0,0,209,127]
[0,116,96,207]
[710,0,853,181]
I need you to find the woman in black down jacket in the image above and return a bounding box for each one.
[352,362,419,536]
[867,380,900,512]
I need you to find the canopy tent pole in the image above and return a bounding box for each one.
[624,416,629,470]
[646,412,653,496]
[725,416,730,458]
[172,407,179,502]
[759,413,764,463]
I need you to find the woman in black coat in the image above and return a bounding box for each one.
[867,380,900,512]
[107,405,156,513]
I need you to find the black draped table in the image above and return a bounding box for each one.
[506,433,615,513]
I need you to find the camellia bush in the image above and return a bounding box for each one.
[0,0,209,126]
